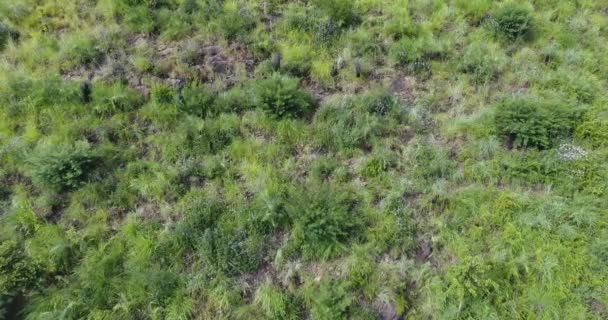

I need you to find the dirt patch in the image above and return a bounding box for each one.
[390,74,416,103]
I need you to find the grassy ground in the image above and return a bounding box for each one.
[1,0,607,319]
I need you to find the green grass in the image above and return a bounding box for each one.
[1,0,607,319]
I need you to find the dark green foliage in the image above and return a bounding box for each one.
[495,97,580,149]
[198,226,265,275]
[492,3,534,40]
[214,2,256,41]
[308,279,353,320]
[28,142,100,192]
[0,240,41,318]
[253,74,313,118]
[214,85,253,113]
[459,43,502,83]
[152,83,174,104]
[93,82,144,115]
[312,0,360,28]
[0,22,16,51]
[315,17,341,44]
[178,82,217,117]
[289,185,363,259]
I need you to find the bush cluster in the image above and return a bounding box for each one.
[492,4,534,40]
[495,97,580,149]
[28,142,100,192]
[253,74,314,119]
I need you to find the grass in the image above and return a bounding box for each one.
[0,0,607,319]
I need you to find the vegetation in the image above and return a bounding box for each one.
[0,0,607,319]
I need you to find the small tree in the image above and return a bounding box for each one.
[254,74,314,118]
[28,142,100,192]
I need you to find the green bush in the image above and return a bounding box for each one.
[0,240,41,318]
[289,185,363,259]
[214,1,256,41]
[178,82,217,117]
[93,82,144,115]
[151,83,174,104]
[0,22,17,51]
[28,141,100,192]
[214,85,253,114]
[492,3,534,40]
[61,34,104,68]
[575,106,608,147]
[312,0,360,28]
[308,279,353,320]
[495,97,580,149]
[459,42,504,83]
[253,74,313,118]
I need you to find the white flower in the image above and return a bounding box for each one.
[558,144,588,161]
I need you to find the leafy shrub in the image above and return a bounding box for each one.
[575,106,608,147]
[280,43,314,77]
[456,0,492,25]
[495,97,580,149]
[28,141,100,192]
[61,34,104,69]
[93,82,144,115]
[390,38,424,66]
[390,37,445,72]
[361,155,393,178]
[0,22,18,51]
[289,185,363,259]
[314,17,341,44]
[253,74,313,118]
[459,42,504,83]
[492,3,534,40]
[186,115,240,154]
[0,240,41,318]
[214,1,256,41]
[198,223,265,276]
[214,85,253,114]
[312,0,360,28]
[254,284,301,319]
[359,88,397,116]
[123,5,156,33]
[178,82,217,117]
[308,279,353,319]
[151,83,174,104]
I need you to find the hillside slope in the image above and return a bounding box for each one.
[1,0,607,319]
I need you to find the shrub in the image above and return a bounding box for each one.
[575,106,608,147]
[253,74,313,118]
[93,82,144,115]
[0,240,41,318]
[308,279,353,319]
[61,34,104,69]
[289,185,362,259]
[0,22,16,51]
[28,141,100,192]
[280,43,313,77]
[312,0,360,28]
[358,88,397,116]
[495,97,580,149]
[152,83,174,104]
[197,224,265,275]
[214,85,253,114]
[214,1,256,41]
[492,3,534,40]
[178,82,217,117]
[459,42,504,83]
